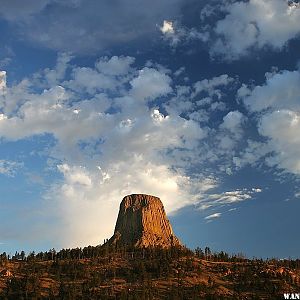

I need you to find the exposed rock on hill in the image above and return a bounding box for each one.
[108,194,181,248]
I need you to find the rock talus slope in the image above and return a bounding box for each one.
[108,194,181,248]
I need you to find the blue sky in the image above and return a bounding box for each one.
[0,0,300,258]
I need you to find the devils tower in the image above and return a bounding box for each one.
[108,194,181,248]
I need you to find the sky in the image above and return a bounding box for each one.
[0,0,300,258]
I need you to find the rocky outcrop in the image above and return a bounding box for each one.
[108,194,181,248]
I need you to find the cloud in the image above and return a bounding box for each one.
[259,110,300,173]
[216,111,246,153]
[241,70,300,112]
[198,188,262,210]
[211,0,300,60]
[0,53,275,248]
[57,164,92,187]
[0,0,183,54]
[220,111,245,134]
[130,67,172,101]
[193,74,235,98]
[160,20,175,34]
[0,54,227,248]
[0,71,6,91]
[43,52,73,86]
[160,19,210,47]
[239,69,300,175]
[95,56,135,76]
[0,159,23,177]
[0,58,12,68]
[205,212,221,220]
[0,0,51,21]
[160,74,247,176]
[232,140,270,170]
[69,67,118,94]
[159,1,300,59]
[165,74,235,118]
[7,0,298,60]
[51,160,217,247]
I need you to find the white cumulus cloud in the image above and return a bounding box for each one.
[0,54,225,248]
[240,68,300,175]
[241,70,300,112]
[130,67,172,101]
[211,0,300,60]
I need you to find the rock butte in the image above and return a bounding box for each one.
[108,194,182,248]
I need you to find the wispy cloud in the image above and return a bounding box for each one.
[205,212,221,220]
[0,160,23,177]
[159,20,209,47]
[228,208,237,212]
[198,188,262,210]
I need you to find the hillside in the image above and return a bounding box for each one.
[0,245,299,299]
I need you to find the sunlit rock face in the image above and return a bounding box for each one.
[108,194,182,248]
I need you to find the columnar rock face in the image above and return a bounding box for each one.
[108,194,181,248]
